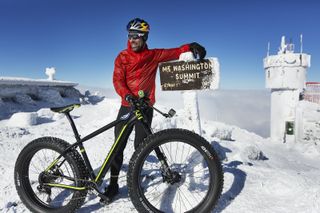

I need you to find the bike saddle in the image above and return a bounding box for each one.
[50,104,81,113]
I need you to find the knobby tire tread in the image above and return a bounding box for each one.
[127,128,223,213]
[14,137,88,213]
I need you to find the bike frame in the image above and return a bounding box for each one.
[44,107,153,191]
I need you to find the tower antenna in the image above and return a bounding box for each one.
[300,34,303,53]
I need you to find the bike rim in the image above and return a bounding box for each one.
[137,141,214,213]
[27,148,78,208]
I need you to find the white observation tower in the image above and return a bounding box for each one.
[263,35,311,143]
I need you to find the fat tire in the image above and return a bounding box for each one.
[14,137,88,213]
[127,128,223,213]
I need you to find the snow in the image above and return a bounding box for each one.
[295,101,320,146]
[179,52,203,135]
[45,67,56,81]
[7,112,38,127]
[182,91,202,134]
[0,84,319,213]
[0,77,77,87]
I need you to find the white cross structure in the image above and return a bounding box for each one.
[45,67,56,81]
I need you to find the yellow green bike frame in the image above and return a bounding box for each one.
[43,107,152,191]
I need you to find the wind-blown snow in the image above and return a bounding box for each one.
[7,112,38,127]
[0,87,319,213]
[0,77,77,86]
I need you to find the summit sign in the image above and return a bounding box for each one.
[159,58,219,91]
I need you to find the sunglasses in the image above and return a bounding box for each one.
[128,32,145,40]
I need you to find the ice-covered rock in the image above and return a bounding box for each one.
[62,87,82,99]
[5,202,17,208]
[38,89,64,105]
[36,108,64,122]
[241,145,268,162]
[7,112,38,127]
[37,108,55,118]
[0,127,30,138]
[0,77,82,119]
[14,93,35,105]
[80,90,104,105]
[211,128,233,141]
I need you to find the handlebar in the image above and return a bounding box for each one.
[128,91,176,118]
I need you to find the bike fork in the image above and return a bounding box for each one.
[154,147,172,177]
[141,120,173,179]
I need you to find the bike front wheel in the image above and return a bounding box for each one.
[128,129,223,213]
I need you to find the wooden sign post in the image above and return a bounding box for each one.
[159,52,220,135]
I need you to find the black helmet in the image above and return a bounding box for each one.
[127,18,150,33]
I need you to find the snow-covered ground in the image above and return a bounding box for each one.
[0,87,319,213]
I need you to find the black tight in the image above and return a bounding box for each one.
[109,105,153,185]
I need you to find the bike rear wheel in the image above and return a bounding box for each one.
[14,137,88,213]
[128,129,223,213]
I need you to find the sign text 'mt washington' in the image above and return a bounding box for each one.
[159,59,216,91]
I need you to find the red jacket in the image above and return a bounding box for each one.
[113,42,190,106]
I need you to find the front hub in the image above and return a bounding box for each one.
[163,171,181,185]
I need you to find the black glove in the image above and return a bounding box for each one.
[125,94,134,103]
[189,42,206,60]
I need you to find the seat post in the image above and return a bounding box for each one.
[64,112,81,141]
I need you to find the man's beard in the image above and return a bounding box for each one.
[130,40,145,52]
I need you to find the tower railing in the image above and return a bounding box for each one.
[304,82,320,104]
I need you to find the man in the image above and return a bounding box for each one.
[101,18,206,203]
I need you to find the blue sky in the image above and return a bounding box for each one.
[0,0,319,89]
